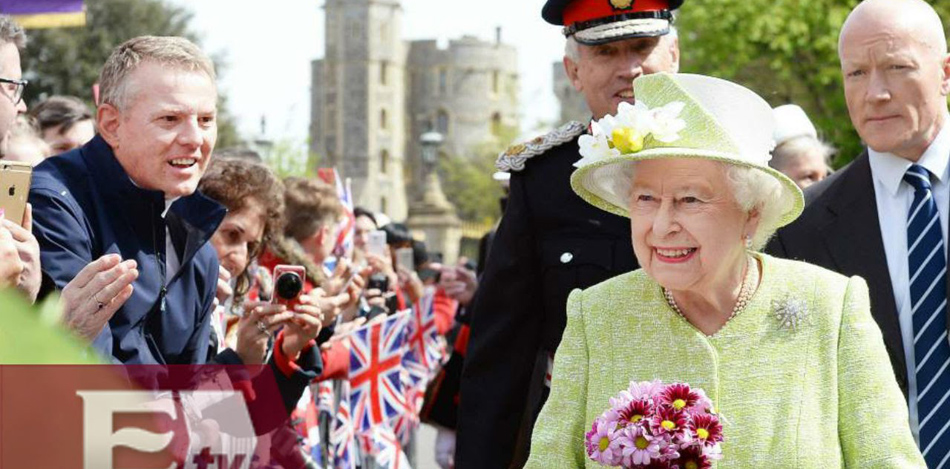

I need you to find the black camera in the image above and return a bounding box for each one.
[273,265,306,307]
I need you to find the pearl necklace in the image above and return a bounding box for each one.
[663,255,758,333]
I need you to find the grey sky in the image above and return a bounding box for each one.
[165,0,566,147]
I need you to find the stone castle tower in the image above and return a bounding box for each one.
[311,0,520,220]
[405,35,519,192]
[311,0,408,219]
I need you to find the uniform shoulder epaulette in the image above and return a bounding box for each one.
[495,121,586,172]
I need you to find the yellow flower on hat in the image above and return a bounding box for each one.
[611,127,645,154]
[574,100,684,169]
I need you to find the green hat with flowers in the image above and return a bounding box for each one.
[570,72,804,229]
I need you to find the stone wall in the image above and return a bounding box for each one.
[311,0,521,221]
[313,0,408,219]
[405,36,520,198]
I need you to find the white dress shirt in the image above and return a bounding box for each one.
[868,111,950,442]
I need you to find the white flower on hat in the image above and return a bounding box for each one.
[576,121,621,167]
[649,101,687,143]
[575,100,686,168]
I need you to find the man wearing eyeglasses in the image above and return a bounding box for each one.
[0,18,26,142]
[0,16,42,305]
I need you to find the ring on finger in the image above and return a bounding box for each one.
[94,292,105,311]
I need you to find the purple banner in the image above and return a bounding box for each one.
[0,0,83,15]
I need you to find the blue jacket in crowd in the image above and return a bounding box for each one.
[29,135,226,365]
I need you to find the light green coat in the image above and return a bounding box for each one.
[526,254,925,468]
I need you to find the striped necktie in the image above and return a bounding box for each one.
[904,164,950,467]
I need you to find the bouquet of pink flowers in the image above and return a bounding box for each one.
[585,380,723,468]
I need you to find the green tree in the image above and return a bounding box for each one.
[262,139,320,179]
[20,0,241,148]
[676,0,950,167]
[438,126,519,224]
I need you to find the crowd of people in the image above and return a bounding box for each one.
[2,0,950,467]
[0,18,481,467]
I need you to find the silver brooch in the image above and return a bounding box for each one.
[772,296,809,331]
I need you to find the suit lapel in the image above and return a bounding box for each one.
[818,152,907,384]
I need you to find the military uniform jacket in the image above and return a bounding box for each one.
[456,122,640,468]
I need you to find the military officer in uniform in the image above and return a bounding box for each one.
[455,0,683,467]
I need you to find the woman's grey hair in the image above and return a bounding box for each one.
[724,164,790,250]
[98,36,216,110]
[622,159,790,251]
[564,26,678,62]
[771,136,836,171]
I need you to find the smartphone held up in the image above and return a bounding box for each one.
[0,160,31,227]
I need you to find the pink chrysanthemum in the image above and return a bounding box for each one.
[650,406,688,440]
[687,388,715,414]
[629,379,665,401]
[688,413,723,447]
[656,435,681,460]
[619,423,662,466]
[658,383,703,412]
[669,445,711,469]
[618,398,654,426]
[585,426,598,455]
[586,417,623,465]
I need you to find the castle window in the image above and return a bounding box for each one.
[381,109,388,129]
[380,149,389,174]
[381,196,388,215]
[381,61,388,85]
[436,110,449,135]
[492,71,500,94]
[438,68,448,95]
[347,21,360,40]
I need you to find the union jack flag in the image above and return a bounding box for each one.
[406,289,443,374]
[368,426,412,469]
[348,312,410,435]
[318,168,356,258]
[291,386,322,463]
[317,380,335,414]
[393,364,424,446]
[331,381,359,469]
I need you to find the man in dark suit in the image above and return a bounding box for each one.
[455,0,682,466]
[767,0,950,464]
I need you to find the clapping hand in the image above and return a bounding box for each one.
[59,254,138,341]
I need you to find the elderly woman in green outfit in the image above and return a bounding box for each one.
[525,73,924,468]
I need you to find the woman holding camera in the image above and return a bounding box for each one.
[199,159,338,368]
[257,176,371,381]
